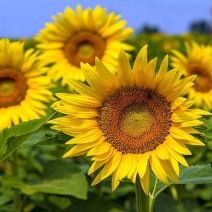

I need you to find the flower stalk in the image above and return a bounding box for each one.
[135,175,150,212]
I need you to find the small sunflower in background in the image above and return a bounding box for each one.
[0,39,55,131]
[170,42,212,110]
[35,5,134,86]
[50,45,210,195]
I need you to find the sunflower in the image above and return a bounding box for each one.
[0,39,54,131]
[35,5,134,86]
[50,46,210,195]
[170,42,212,110]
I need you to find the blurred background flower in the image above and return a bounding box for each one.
[35,5,134,86]
[170,42,212,110]
[0,39,55,131]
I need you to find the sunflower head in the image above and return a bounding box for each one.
[50,45,210,195]
[170,41,212,110]
[35,5,134,86]
[0,39,55,131]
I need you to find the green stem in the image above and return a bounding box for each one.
[148,195,155,212]
[151,177,158,196]
[11,151,21,212]
[135,175,149,212]
[148,177,158,212]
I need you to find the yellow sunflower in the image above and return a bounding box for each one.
[50,46,210,195]
[170,41,212,110]
[35,5,134,86]
[0,39,54,131]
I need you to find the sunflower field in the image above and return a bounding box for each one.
[0,5,212,212]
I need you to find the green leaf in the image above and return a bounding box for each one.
[48,195,71,210]
[68,192,121,212]
[38,131,71,145]
[205,129,212,139]
[22,130,71,147]
[208,141,212,150]
[30,160,88,199]
[179,164,212,184]
[202,116,212,129]
[151,164,212,198]
[1,176,35,195]
[0,192,13,207]
[1,160,88,199]
[0,113,55,162]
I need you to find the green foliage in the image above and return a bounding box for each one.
[150,164,212,197]
[204,116,212,147]
[0,113,55,162]
[179,165,212,184]
[0,160,88,198]
[30,160,88,199]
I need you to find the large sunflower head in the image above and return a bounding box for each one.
[50,46,210,195]
[0,39,55,131]
[170,41,212,110]
[35,5,134,86]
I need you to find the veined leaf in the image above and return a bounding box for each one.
[0,160,88,200]
[179,164,212,184]
[30,160,88,199]
[151,164,212,198]
[21,130,70,147]
[0,113,55,161]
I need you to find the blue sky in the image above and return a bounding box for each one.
[0,0,211,38]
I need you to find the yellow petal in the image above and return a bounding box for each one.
[118,49,133,86]
[111,154,133,191]
[160,160,180,183]
[63,140,102,158]
[171,97,187,110]
[155,143,169,160]
[91,151,122,186]
[171,111,202,122]
[133,45,148,86]
[180,120,204,127]
[165,136,192,155]
[170,126,196,141]
[65,76,102,100]
[144,58,157,89]
[137,152,150,178]
[63,148,88,158]
[88,157,111,175]
[91,148,114,161]
[155,55,168,83]
[164,142,189,167]
[140,165,150,195]
[66,130,103,144]
[87,140,111,156]
[150,153,170,185]
[95,57,120,90]
[81,63,108,98]
[169,155,180,176]
[56,93,101,107]
[127,155,138,183]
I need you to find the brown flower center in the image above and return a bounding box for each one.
[64,31,106,67]
[0,68,28,108]
[188,65,211,92]
[98,87,172,154]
